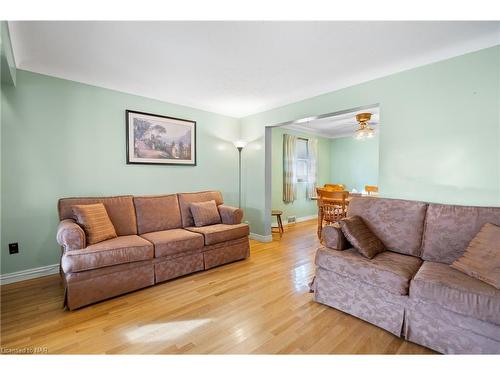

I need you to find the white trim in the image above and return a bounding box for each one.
[295,214,317,223]
[249,232,272,243]
[0,263,59,285]
[272,214,317,226]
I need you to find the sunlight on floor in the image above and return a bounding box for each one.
[125,319,212,343]
[292,263,312,292]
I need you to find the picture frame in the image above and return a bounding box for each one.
[126,110,196,166]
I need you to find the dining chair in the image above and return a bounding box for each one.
[316,187,349,239]
[324,183,345,191]
[365,185,379,195]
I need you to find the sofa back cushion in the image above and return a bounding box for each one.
[133,194,182,234]
[58,196,137,236]
[347,197,428,256]
[421,203,500,264]
[178,191,224,227]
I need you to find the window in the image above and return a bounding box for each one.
[295,139,308,182]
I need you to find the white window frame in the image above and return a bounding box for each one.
[295,138,309,183]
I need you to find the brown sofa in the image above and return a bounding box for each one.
[313,197,500,354]
[56,191,249,310]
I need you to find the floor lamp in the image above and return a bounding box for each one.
[233,140,247,208]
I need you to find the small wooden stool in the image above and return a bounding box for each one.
[271,210,284,235]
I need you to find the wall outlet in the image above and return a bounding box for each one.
[9,243,19,254]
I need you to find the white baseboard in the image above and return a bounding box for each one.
[249,232,272,243]
[271,214,317,226]
[0,263,60,285]
[294,214,317,223]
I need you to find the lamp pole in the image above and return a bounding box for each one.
[233,140,246,209]
[237,146,243,208]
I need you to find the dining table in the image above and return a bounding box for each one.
[311,192,379,205]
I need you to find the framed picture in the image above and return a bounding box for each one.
[126,110,196,166]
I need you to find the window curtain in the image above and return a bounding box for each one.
[283,134,297,203]
[306,138,318,199]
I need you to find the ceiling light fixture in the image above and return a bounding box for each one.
[354,112,375,140]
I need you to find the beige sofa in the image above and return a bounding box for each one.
[314,197,500,354]
[56,191,249,310]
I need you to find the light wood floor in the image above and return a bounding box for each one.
[0,220,434,354]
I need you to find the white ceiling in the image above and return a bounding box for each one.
[282,105,380,139]
[8,21,500,118]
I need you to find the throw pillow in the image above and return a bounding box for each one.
[451,223,500,289]
[339,215,385,259]
[190,200,222,227]
[72,203,117,245]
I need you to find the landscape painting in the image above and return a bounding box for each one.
[126,110,196,165]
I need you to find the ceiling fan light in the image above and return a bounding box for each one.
[353,112,374,140]
[355,130,365,140]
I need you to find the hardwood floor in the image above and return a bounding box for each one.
[0,220,434,354]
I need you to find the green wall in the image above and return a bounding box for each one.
[330,133,379,192]
[271,127,331,223]
[241,46,500,236]
[1,70,240,274]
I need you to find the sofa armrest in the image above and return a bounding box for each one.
[56,219,86,251]
[218,205,244,225]
[321,223,350,250]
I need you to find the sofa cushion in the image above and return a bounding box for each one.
[187,223,249,246]
[421,203,500,264]
[61,235,154,273]
[190,200,221,227]
[178,191,224,227]
[315,247,422,295]
[58,196,137,236]
[410,261,500,325]
[134,195,182,235]
[316,247,422,295]
[140,229,204,258]
[72,203,117,245]
[339,216,385,259]
[347,197,428,256]
[451,223,500,288]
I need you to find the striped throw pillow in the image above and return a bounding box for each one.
[190,200,222,227]
[72,203,117,245]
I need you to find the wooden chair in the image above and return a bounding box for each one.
[324,183,345,191]
[316,188,349,239]
[365,185,379,195]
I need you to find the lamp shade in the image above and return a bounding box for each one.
[233,140,247,149]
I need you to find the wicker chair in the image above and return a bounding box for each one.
[316,187,349,239]
[365,185,379,195]
[323,183,345,191]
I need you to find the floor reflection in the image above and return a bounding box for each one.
[125,319,211,343]
[292,263,312,292]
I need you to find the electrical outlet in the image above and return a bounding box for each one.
[9,243,19,254]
